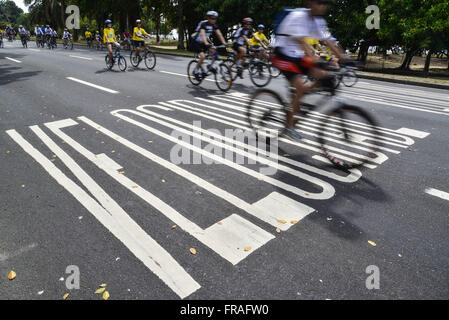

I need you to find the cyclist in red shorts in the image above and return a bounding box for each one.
[272,0,350,141]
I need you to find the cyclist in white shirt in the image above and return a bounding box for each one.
[272,0,349,141]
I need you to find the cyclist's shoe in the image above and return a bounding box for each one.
[281,127,303,141]
[193,69,202,81]
[237,67,244,79]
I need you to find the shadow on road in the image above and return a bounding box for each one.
[0,63,41,86]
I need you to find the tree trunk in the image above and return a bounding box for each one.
[177,0,185,50]
[423,49,433,76]
[155,13,161,43]
[358,42,369,63]
[60,0,66,30]
[399,49,414,70]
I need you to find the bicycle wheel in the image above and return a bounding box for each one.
[70,41,73,50]
[247,89,286,139]
[318,104,380,170]
[105,55,113,70]
[187,60,202,86]
[270,64,282,78]
[130,50,140,67]
[214,62,233,92]
[249,62,272,87]
[342,70,358,87]
[144,50,157,70]
[118,56,127,71]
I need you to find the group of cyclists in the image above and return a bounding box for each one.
[192,0,354,141]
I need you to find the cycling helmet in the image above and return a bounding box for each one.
[19,25,23,28]
[46,25,50,27]
[105,19,112,24]
[258,24,265,29]
[206,11,218,18]
[86,27,89,30]
[136,19,142,24]
[242,18,253,24]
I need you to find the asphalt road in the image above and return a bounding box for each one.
[0,40,448,300]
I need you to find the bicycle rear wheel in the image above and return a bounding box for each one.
[214,63,233,92]
[247,89,286,139]
[249,62,272,87]
[144,50,157,70]
[130,50,140,67]
[187,60,202,86]
[318,104,380,170]
[118,56,127,71]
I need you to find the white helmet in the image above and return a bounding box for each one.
[206,11,218,18]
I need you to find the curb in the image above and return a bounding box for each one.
[357,74,449,90]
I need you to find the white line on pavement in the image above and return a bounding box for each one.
[5,57,21,63]
[69,55,93,60]
[425,188,449,201]
[66,77,119,94]
[29,49,41,52]
[159,70,215,82]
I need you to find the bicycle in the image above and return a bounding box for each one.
[0,34,3,48]
[20,34,27,48]
[105,46,127,71]
[246,62,380,170]
[333,65,359,88]
[130,40,157,70]
[63,36,74,50]
[36,35,44,48]
[87,38,93,49]
[95,38,103,51]
[187,45,233,92]
[225,47,272,87]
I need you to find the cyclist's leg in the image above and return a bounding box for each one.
[107,43,113,62]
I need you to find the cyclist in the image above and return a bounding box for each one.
[122,30,131,50]
[63,28,72,48]
[85,28,93,47]
[191,11,227,81]
[232,18,254,79]
[44,25,53,44]
[249,24,270,61]
[0,28,4,48]
[51,28,58,47]
[35,24,43,44]
[103,20,120,64]
[132,19,150,63]
[18,25,27,44]
[94,31,101,48]
[271,0,349,141]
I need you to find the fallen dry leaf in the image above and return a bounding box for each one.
[276,228,281,233]
[161,179,166,183]
[291,220,299,225]
[244,247,252,252]
[8,270,16,280]
[62,293,69,300]
[95,288,106,294]
[190,248,197,255]
[102,291,110,300]
[100,284,107,288]
[368,241,377,247]
[277,220,287,224]
[171,225,177,229]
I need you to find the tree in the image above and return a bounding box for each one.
[0,0,24,24]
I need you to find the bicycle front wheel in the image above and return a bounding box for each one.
[342,70,358,87]
[118,56,127,71]
[318,104,380,170]
[105,55,113,70]
[144,51,157,70]
[215,63,233,92]
[249,62,272,87]
[247,89,286,139]
[130,50,140,67]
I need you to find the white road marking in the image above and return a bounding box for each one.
[0,243,37,262]
[78,116,308,230]
[395,128,430,139]
[44,118,275,265]
[159,70,215,82]
[29,49,41,52]
[5,57,21,63]
[7,128,200,299]
[425,188,449,202]
[66,77,119,94]
[69,55,93,61]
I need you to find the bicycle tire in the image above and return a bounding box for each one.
[187,60,202,86]
[318,104,379,170]
[342,70,358,87]
[129,50,140,67]
[144,50,157,70]
[247,89,286,138]
[118,56,127,71]
[249,62,272,87]
[105,55,113,70]
[214,62,233,92]
[270,64,282,78]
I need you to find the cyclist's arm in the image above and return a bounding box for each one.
[214,29,226,46]
[296,37,318,60]
[200,29,209,45]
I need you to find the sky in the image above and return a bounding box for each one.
[13,0,28,13]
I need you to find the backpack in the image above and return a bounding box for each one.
[273,8,303,36]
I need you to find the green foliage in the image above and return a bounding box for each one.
[0,0,24,24]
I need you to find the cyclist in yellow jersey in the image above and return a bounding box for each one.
[249,25,270,60]
[132,19,151,62]
[85,28,92,47]
[103,20,120,64]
